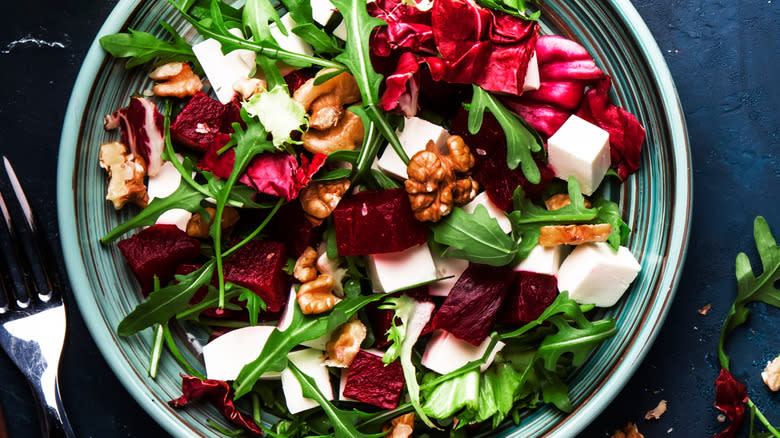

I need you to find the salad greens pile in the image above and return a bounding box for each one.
[96,0,640,436]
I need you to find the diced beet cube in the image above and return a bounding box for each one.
[431,264,514,345]
[284,70,313,94]
[117,224,201,293]
[223,240,290,312]
[332,188,427,256]
[365,287,432,348]
[266,201,324,258]
[343,350,405,409]
[500,271,559,324]
[171,92,237,153]
[450,109,554,211]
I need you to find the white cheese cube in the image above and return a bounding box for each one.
[301,332,332,351]
[461,192,511,234]
[202,325,281,381]
[422,330,505,375]
[281,348,333,414]
[429,249,468,297]
[270,14,314,57]
[155,208,192,232]
[557,243,641,307]
[148,159,192,231]
[514,244,569,276]
[377,117,450,180]
[192,34,256,104]
[310,0,347,40]
[547,115,611,196]
[522,52,540,92]
[367,244,438,293]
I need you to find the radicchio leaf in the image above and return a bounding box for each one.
[169,375,262,435]
[367,0,437,57]
[378,51,422,116]
[104,97,165,176]
[713,368,748,438]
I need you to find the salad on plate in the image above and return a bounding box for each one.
[96,0,647,435]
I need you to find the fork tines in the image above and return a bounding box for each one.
[0,157,55,308]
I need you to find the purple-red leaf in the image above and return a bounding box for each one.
[104,97,165,176]
[169,375,262,435]
[713,368,748,438]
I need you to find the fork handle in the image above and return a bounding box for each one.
[30,376,76,438]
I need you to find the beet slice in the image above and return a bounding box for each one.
[117,224,201,293]
[332,188,427,256]
[450,109,554,210]
[171,92,238,153]
[431,264,514,345]
[222,240,290,312]
[500,271,559,324]
[343,350,405,409]
[266,201,325,258]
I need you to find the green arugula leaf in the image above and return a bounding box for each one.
[535,362,572,413]
[288,363,381,438]
[475,0,540,20]
[237,285,267,326]
[592,197,630,250]
[347,106,384,182]
[117,262,216,336]
[291,24,343,54]
[313,168,353,181]
[99,22,196,68]
[468,85,543,182]
[536,315,616,370]
[233,292,386,399]
[243,85,307,147]
[500,291,594,340]
[243,0,284,42]
[718,217,780,370]
[431,205,517,266]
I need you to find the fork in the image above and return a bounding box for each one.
[0,157,75,437]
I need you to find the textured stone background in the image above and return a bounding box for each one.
[0,0,776,436]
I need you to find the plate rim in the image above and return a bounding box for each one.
[56,0,692,436]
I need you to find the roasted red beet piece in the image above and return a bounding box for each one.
[365,287,433,348]
[223,240,290,312]
[343,350,405,409]
[117,224,201,293]
[171,92,238,153]
[500,271,558,324]
[266,202,325,258]
[431,264,514,345]
[450,109,554,210]
[332,188,427,256]
[284,70,314,94]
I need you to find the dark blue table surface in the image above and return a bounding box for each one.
[0,0,777,436]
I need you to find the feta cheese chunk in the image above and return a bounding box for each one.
[461,191,511,234]
[557,243,641,307]
[421,330,505,375]
[514,244,569,276]
[310,0,347,40]
[192,33,256,103]
[202,325,281,381]
[281,348,333,414]
[368,244,438,293]
[429,250,469,297]
[148,158,192,231]
[547,115,611,196]
[522,52,540,92]
[377,117,450,180]
[270,14,314,57]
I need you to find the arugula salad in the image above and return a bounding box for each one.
[97,0,647,435]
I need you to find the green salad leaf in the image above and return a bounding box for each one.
[99,22,196,68]
[475,0,540,20]
[431,205,517,266]
[468,85,544,183]
[243,85,307,147]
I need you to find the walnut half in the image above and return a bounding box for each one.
[299,178,351,226]
[405,135,478,222]
[538,224,612,246]
[297,274,339,315]
[149,62,203,98]
[99,141,148,210]
[324,318,367,368]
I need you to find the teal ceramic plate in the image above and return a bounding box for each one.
[57,0,691,436]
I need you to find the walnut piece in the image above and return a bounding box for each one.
[294,246,319,283]
[545,193,592,210]
[324,318,367,368]
[644,399,667,420]
[294,69,364,154]
[405,135,478,222]
[297,274,339,315]
[149,62,203,98]
[383,413,415,438]
[185,207,240,239]
[538,224,612,246]
[299,178,351,226]
[232,77,267,100]
[762,355,780,391]
[99,141,148,210]
[611,422,644,438]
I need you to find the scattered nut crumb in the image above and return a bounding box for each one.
[717,414,727,423]
[667,427,674,434]
[149,62,203,98]
[611,422,644,438]
[697,303,711,315]
[652,390,661,394]
[644,399,667,420]
[761,355,780,391]
[383,413,415,438]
